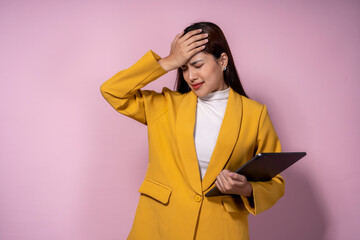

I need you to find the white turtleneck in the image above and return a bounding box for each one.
[194,88,230,179]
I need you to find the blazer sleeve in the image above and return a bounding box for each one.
[241,105,285,215]
[100,50,168,124]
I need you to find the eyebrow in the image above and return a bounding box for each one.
[190,60,203,66]
[181,59,204,69]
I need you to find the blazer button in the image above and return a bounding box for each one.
[195,195,202,202]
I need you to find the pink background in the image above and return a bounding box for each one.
[1,0,359,239]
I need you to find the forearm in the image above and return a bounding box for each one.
[100,50,167,100]
[100,50,167,124]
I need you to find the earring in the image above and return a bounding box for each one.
[223,66,227,71]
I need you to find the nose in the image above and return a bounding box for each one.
[188,68,197,82]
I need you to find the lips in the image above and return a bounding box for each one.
[191,82,204,90]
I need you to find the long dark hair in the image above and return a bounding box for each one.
[175,22,248,98]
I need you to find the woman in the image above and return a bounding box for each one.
[101,22,284,240]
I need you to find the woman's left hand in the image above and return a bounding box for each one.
[215,170,253,197]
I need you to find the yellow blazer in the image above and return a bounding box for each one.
[100,51,285,240]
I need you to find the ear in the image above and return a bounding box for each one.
[219,53,228,70]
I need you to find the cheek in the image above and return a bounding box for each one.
[182,75,192,87]
[182,72,190,83]
[211,67,224,81]
[203,68,219,83]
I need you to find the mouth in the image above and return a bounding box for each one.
[191,82,204,90]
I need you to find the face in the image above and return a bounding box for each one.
[181,52,228,98]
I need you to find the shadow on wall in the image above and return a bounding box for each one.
[248,168,327,240]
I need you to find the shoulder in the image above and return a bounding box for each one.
[162,87,189,102]
[140,87,183,99]
[230,89,263,109]
[236,95,273,125]
[162,87,182,96]
[240,95,266,113]
[140,87,188,110]
[241,95,263,107]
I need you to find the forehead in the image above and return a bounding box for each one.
[187,52,214,64]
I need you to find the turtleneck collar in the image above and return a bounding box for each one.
[198,87,230,101]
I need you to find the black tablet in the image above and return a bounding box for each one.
[205,152,306,197]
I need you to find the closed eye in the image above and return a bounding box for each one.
[181,63,203,71]
[181,66,188,71]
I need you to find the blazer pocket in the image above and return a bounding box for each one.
[222,197,249,215]
[138,178,172,205]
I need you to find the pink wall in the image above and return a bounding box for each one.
[1,0,359,239]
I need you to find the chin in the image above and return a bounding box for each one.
[192,90,208,98]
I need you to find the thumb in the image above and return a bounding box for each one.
[230,172,246,182]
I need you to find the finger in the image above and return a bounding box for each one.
[187,38,208,53]
[215,180,223,192]
[230,172,247,182]
[184,33,208,48]
[219,171,235,192]
[189,33,209,43]
[229,175,248,189]
[219,171,230,184]
[171,31,185,46]
[226,173,239,189]
[224,171,245,192]
[216,176,225,192]
[175,30,184,40]
[186,45,206,58]
[222,170,234,180]
[182,28,203,41]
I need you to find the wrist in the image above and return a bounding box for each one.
[239,183,253,197]
[245,183,253,197]
[158,57,176,72]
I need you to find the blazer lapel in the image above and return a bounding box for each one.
[175,91,202,195]
[202,89,243,192]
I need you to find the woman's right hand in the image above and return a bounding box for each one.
[158,29,208,72]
